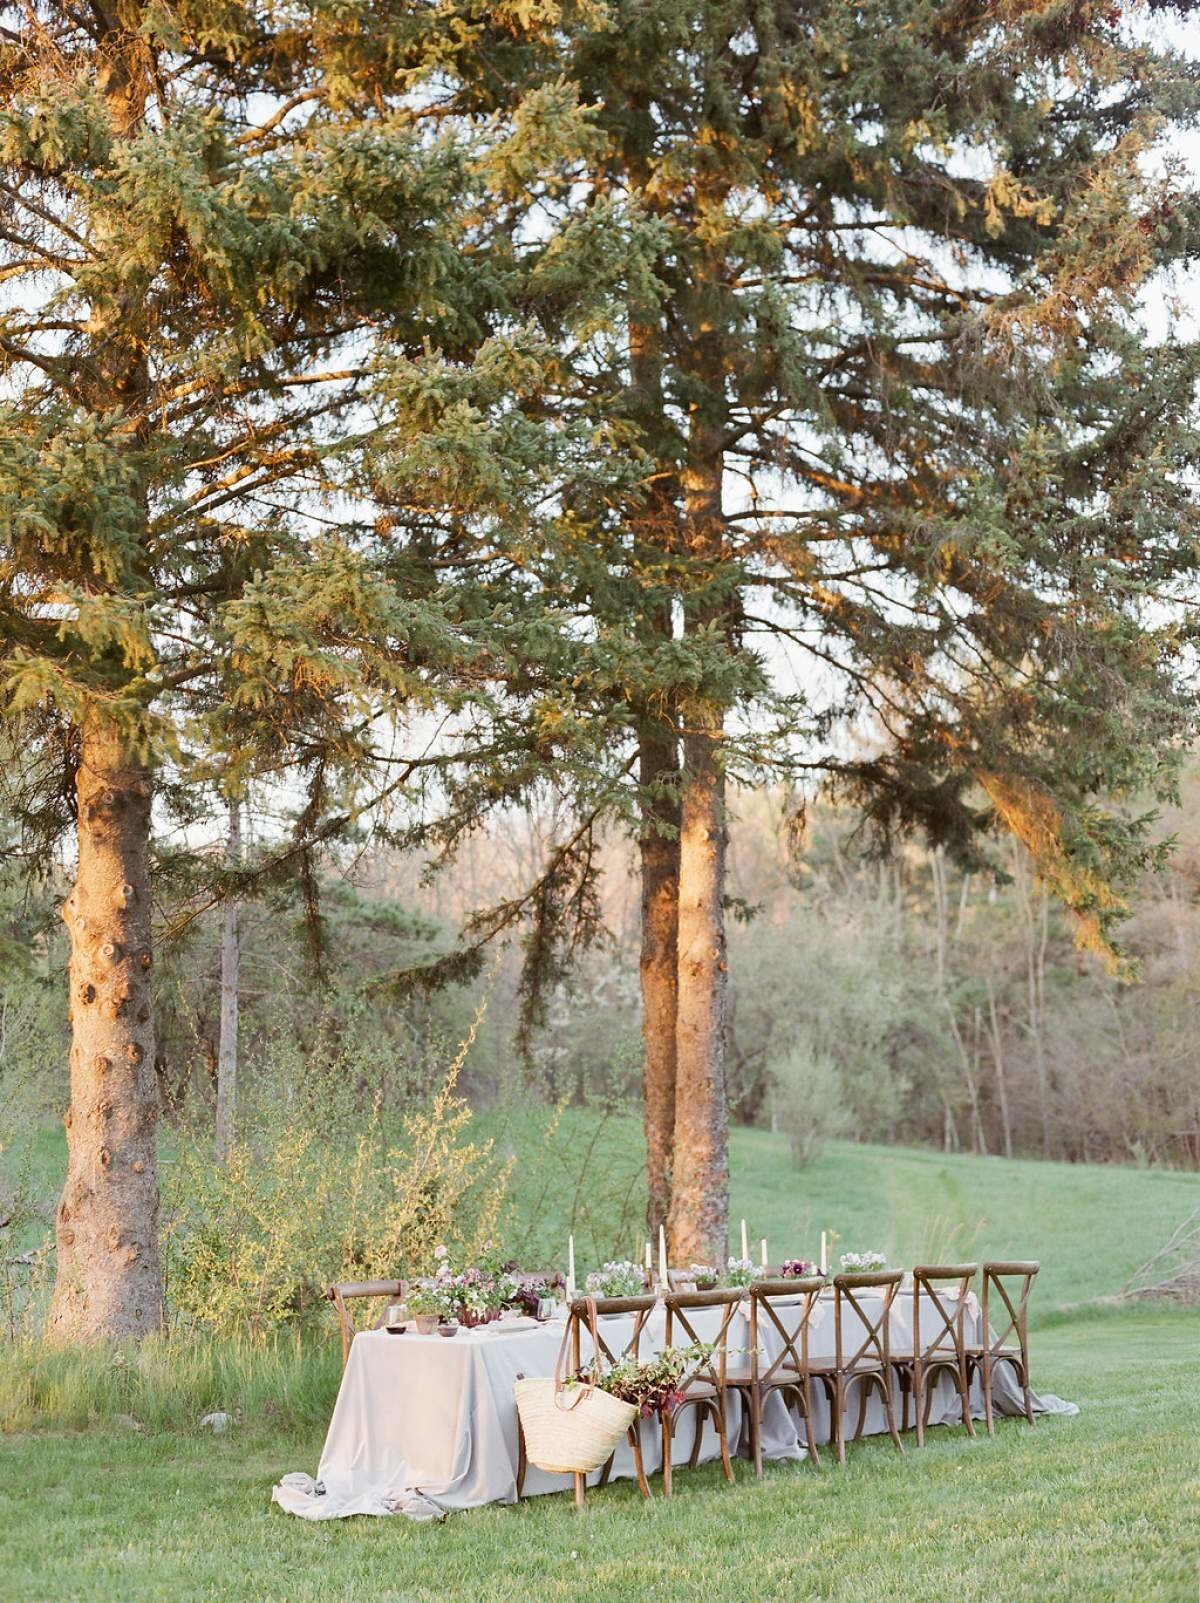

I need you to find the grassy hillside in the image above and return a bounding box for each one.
[9,1116,1198,1318]
[728,1131,1199,1315]
[492,1113,1198,1317]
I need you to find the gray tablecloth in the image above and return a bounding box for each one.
[273,1292,1076,1520]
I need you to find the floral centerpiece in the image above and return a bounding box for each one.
[725,1256,760,1290]
[839,1250,887,1274]
[406,1279,453,1331]
[454,1267,507,1324]
[585,1260,647,1299]
[427,1243,508,1325]
[574,1342,715,1418]
[687,1264,720,1291]
[508,1275,559,1317]
[780,1258,819,1278]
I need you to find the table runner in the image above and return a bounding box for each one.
[273,1291,1076,1520]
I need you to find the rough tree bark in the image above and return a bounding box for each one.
[629,309,683,1237]
[665,254,730,1264]
[47,716,164,1341]
[214,798,241,1166]
[639,724,680,1237]
[668,697,729,1264]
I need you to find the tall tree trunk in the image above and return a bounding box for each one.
[629,308,683,1237]
[48,716,163,1341]
[214,798,241,1166]
[668,702,729,1264]
[639,726,679,1237]
[666,263,730,1262]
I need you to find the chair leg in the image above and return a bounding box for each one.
[516,1422,527,1497]
[921,1368,948,1442]
[715,1398,734,1484]
[598,1450,614,1489]
[851,1377,870,1443]
[958,1359,975,1438]
[573,1470,585,1510]
[913,1365,925,1449]
[1021,1360,1036,1426]
[881,1374,904,1456]
[750,1385,763,1478]
[802,1378,822,1470]
[834,1378,847,1466]
[982,1352,995,1437]
[689,1405,705,1470]
[661,1410,673,1498]
[631,1425,652,1501]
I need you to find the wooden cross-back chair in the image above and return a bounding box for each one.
[326,1279,404,1366]
[892,1265,977,1446]
[730,1276,825,1474]
[516,1294,658,1507]
[660,1288,742,1497]
[969,1261,1039,1433]
[809,1271,904,1465]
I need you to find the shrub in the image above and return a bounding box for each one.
[161,1006,509,1339]
[772,1041,848,1168]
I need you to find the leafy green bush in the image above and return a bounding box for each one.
[161,1011,509,1339]
[771,1042,848,1167]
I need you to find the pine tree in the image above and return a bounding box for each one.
[544,0,1200,1259]
[0,1,606,1338]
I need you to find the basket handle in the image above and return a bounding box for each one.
[553,1296,602,1412]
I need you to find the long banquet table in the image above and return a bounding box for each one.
[273,1289,1077,1520]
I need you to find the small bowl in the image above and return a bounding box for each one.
[437,1321,460,1338]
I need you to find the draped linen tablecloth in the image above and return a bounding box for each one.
[273,1290,1076,1520]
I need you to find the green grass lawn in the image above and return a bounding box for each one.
[3,1130,1198,1602]
[2,1309,1196,1603]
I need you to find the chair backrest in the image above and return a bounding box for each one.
[912,1264,978,1364]
[327,1279,405,1365]
[750,1277,824,1386]
[982,1261,1039,1358]
[832,1271,903,1370]
[567,1294,658,1375]
[664,1288,744,1390]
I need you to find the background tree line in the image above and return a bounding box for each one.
[5,763,1196,1183]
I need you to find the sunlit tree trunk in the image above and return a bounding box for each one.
[668,700,730,1264]
[666,262,730,1262]
[629,309,684,1237]
[48,716,164,1341]
[639,725,679,1237]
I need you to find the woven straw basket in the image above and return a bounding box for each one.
[514,1297,638,1474]
[514,1375,637,1474]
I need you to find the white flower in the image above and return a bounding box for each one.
[840,1250,887,1272]
[433,1244,449,1260]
